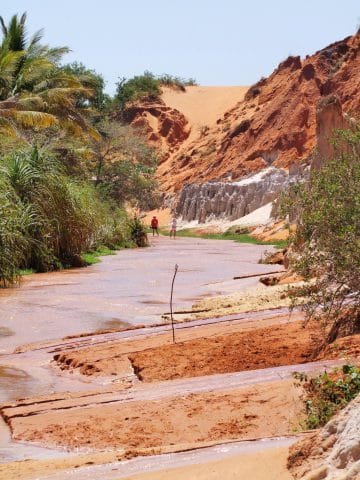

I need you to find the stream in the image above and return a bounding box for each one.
[0,236,326,479]
[0,237,280,467]
[0,237,276,354]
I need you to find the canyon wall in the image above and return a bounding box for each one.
[160,32,359,192]
[123,33,359,193]
[122,32,359,223]
[175,167,297,223]
[114,97,191,159]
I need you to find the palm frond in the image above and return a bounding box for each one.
[7,13,27,51]
[0,50,23,94]
[0,13,95,138]
[16,94,46,111]
[0,16,8,37]
[0,116,17,136]
[14,110,58,128]
[28,28,44,49]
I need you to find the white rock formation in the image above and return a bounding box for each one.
[175,167,296,223]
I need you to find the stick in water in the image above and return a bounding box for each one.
[170,264,179,344]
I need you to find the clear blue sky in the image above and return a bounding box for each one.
[1,1,359,94]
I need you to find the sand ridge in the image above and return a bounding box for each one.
[161,85,248,131]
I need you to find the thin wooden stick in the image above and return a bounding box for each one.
[170,264,179,344]
[233,270,284,280]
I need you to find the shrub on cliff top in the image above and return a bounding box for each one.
[115,71,161,109]
[114,71,197,109]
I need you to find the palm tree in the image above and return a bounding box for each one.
[0,12,29,51]
[0,13,98,139]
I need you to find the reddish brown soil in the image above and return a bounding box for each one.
[8,380,302,450]
[316,333,360,360]
[53,315,312,380]
[54,314,302,377]
[52,315,359,384]
[126,34,360,192]
[129,321,316,382]
[116,96,190,156]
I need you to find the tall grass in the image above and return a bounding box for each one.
[0,177,33,286]
[0,146,131,284]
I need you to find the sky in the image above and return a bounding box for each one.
[1,1,359,94]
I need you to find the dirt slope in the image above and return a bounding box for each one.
[127,33,360,192]
[122,86,248,170]
[161,86,249,132]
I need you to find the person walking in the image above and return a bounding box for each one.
[170,217,177,239]
[150,216,159,236]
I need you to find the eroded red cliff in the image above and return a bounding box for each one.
[125,33,360,192]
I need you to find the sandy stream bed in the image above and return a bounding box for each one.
[1,312,355,480]
[0,237,359,480]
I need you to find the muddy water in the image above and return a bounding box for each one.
[0,236,285,467]
[0,237,277,354]
[0,366,30,403]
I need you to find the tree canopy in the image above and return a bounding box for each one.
[283,127,360,340]
[0,13,160,285]
[0,13,97,139]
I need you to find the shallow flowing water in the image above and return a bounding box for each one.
[40,436,298,480]
[0,236,277,354]
[0,237,283,464]
[0,235,340,476]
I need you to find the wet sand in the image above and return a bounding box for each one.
[6,380,302,450]
[0,235,354,480]
[118,446,293,480]
[0,438,295,480]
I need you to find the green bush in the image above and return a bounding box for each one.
[0,146,132,283]
[114,71,197,109]
[115,71,161,109]
[95,207,130,249]
[294,364,360,429]
[158,74,198,91]
[93,121,161,211]
[128,216,148,247]
[0,177,33,285]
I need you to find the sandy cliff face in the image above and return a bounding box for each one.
[125,33,359,193]
[289,395,360,480]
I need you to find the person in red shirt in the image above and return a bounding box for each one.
[150,216,159,236]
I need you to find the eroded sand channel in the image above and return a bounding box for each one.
[0,236,351,480]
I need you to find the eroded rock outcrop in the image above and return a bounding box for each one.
[289,395,360,479]
[313,95,347,169]
[176,167,295,223]
[153,32,359,191]
[313,94,358,169]
[116,97,190,157]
